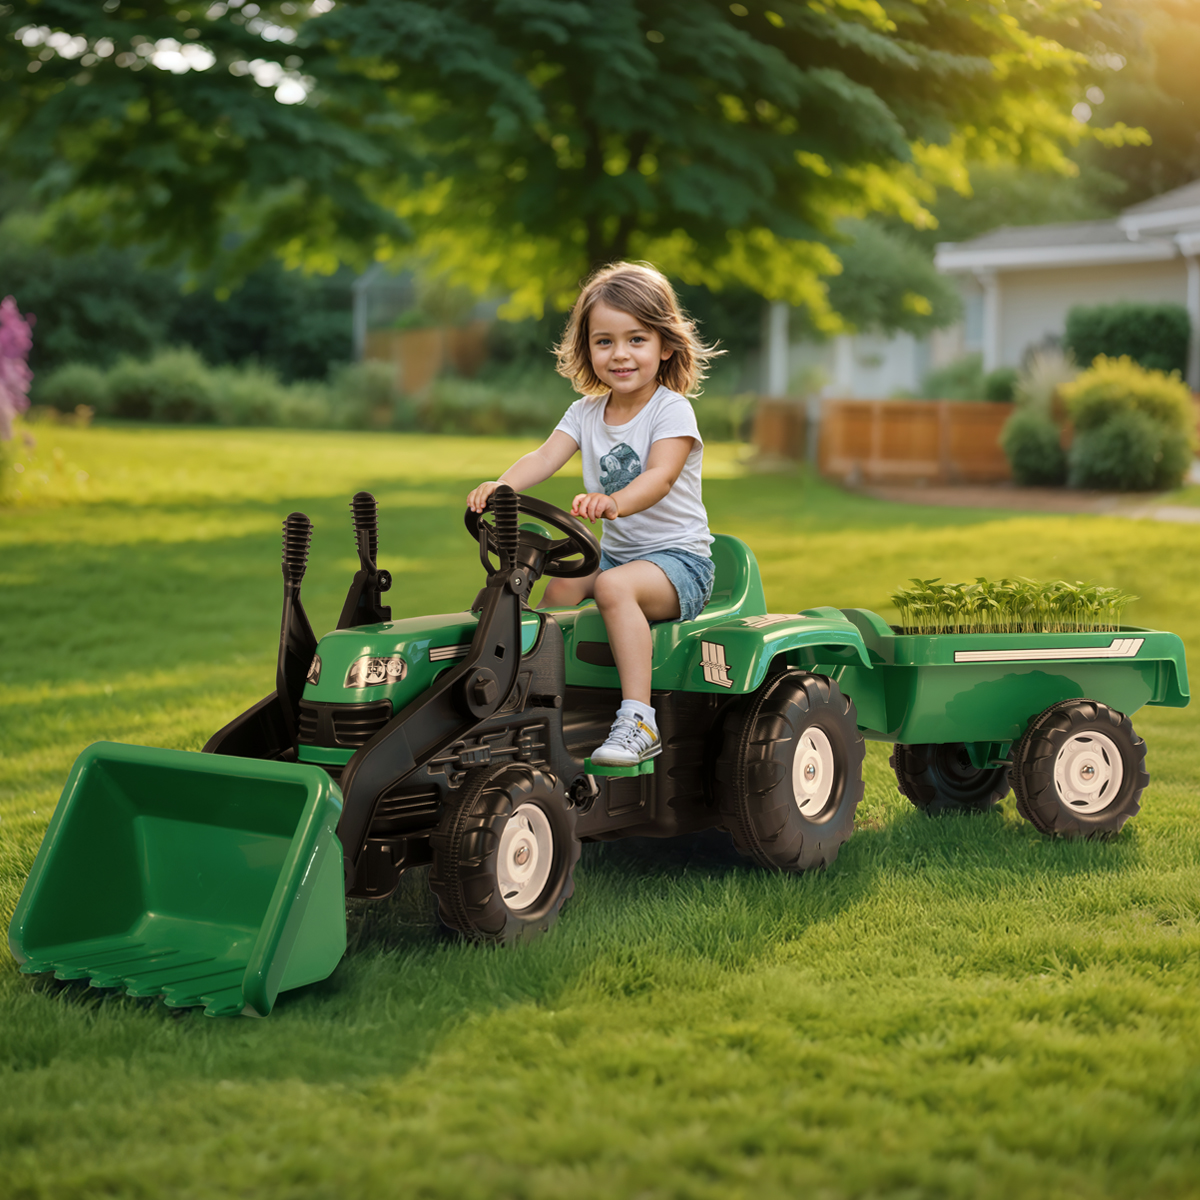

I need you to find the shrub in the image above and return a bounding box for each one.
[275,382,333,429]
[693,393,755,442]
[1014,347,1076,418]
[328,361,415,430]
[1067,408,1174,491]
[983,367,1019,402]
[1000,409,1066,486]
[922,353,984,400]
[419,377,564,436]
[106,348,217,422]
[1061,355,1197,436]
[1065,302,1190,375]
[209,362,293,426]
[33,362,109,414]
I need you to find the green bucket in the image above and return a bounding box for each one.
[8,743,347,1017]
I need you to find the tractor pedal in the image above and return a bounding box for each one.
[584,757,656,777]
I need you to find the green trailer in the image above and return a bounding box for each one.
[8,488,1190,1015]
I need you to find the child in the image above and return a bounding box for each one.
[467,262,720,766]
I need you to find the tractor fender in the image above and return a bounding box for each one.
[679,608,872,695]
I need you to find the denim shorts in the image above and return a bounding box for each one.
[598,547,716,622]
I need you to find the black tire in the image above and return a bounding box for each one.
[890,743,1010,815]
[715,671,865,872]
[1011,699,1148,838]
[428,764,581,943]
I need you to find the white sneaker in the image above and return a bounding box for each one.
[590,712,662,766]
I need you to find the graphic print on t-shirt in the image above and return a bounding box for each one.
[599,443,642,495]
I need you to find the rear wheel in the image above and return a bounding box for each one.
[1012,699,1147,838]
[715,671,864,872]
[429,765,580,943]
[891,743,1010,815]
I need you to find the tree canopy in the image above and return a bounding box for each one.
[1,0,1145,325]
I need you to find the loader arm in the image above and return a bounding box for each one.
[335,486,529,890]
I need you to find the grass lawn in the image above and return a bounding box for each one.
[3,423,1199,1199]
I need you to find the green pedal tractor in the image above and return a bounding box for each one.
[9,487,1190,1015]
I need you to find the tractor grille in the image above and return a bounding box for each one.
[298,700,393,748]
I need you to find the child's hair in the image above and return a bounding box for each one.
[554,261,722,398]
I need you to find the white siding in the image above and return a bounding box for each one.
[996,260,1188,366]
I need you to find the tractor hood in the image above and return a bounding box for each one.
[302,610,543,712]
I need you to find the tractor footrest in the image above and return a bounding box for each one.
[584,757,656,777]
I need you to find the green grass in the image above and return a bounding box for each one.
[3,425,1200,1198]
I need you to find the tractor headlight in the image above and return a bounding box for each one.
[345,655,407,689]
[306,654,321,686]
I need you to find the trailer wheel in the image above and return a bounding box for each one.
[429,765,580,943]
[1012,699,1148,838]
[715,671,864,872]
[890,743,1010,815]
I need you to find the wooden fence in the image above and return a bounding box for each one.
[818,399,1015,486]
[365,321,490,394]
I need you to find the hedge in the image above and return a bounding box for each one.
[1065,302,1190,375]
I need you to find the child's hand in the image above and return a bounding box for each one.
[467,481,501,513]
[571,491,619,522]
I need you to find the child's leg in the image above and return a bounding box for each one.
[540,572,600,609]
[592,561,679,704]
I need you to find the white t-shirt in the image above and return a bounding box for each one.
[554,385,713,560]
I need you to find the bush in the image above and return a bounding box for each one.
[1065,302,1190,375]
[1061,355,1197,436]
[419,377,565,436]
[1014,347,1076,418]
[0,216,352,381]
[693,393,755,442]
[32,362,108,414]
[106,348,218,422]
[922,354,984,400]
[209,362,295,426]
[1065,409,1192,491]
[328,361,415,430]
[1000,409,1067,486]
[983,366,1019,402]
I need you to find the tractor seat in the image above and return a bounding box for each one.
[551,534,768,681]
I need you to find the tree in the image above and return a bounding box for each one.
[1076,0,1200,206]
[2,0,1144,322]
[0,0,409,277]
[823,220,960,337]
[314,0,1143,319]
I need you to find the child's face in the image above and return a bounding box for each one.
[587,301,673,404]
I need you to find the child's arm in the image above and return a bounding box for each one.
[572,437,693,522]
[467,430,579,513]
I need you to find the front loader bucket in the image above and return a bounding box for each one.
[8,743,347,1017]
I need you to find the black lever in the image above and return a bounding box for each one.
[336,491,393,629]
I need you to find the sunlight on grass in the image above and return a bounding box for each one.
[2,426,1199,1199]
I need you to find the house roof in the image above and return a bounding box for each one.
[1121,178,1200,218]
[936,177,1200,274]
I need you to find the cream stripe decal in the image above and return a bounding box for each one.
[429,644,472,662]
[953,637,1144,664]
[701,641,734,688]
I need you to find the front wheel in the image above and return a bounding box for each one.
[429,765,581,943]
[1012,699,1148,838]
[891,743,1010,815]
[715,671,865,872]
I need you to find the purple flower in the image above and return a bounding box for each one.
[0,295,35,442]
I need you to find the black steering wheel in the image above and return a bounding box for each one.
[464,492,601,579]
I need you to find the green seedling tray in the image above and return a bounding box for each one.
[8,743,347,1017]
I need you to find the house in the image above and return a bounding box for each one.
[935,178,1200,387]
